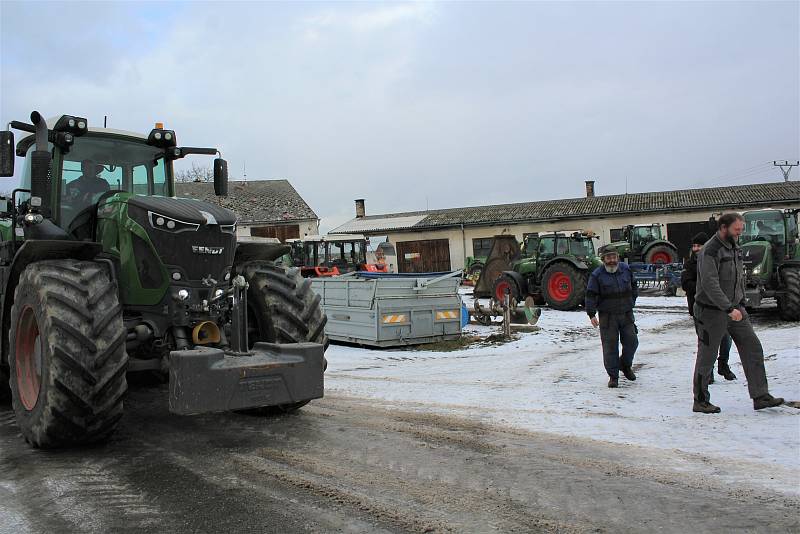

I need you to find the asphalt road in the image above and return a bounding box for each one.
[1,386,798,533]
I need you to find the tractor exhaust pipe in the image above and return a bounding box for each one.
[29,111,52,217]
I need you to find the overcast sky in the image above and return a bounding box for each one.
[1,1,798,232]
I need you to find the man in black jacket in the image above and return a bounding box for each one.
[681,232,735,382]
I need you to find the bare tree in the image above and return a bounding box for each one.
[175,162,213,183]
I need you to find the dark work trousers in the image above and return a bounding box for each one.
[717,334,732,367]
[692,304,769,403]
[599,311,639,379]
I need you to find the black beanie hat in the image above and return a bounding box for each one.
[692,232,708,246]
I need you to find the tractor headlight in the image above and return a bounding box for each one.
[220,224,236,235]
[177,289,190,301]
[751,265,762,275]
[53,115,88,136]
[148,211,199,233]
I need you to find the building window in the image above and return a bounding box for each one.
[610,228,625,242]
[472,238,493,258]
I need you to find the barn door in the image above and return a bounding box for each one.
[396,239,451,273]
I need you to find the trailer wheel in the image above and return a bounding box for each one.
[778,267,800,321]
[645,246,676,264]
[241,261,328,414]
[8,260,127,448]
[542,263,587,311]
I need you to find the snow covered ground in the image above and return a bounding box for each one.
[324,293,800,496]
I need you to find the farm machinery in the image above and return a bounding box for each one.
[0,111,327,448]
[740,209,800,320]
[287,233,390,277]
[609,224,678,264]
[473,232,602,311]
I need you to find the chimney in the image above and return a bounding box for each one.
[585,180,595,198]
[355,198,366,218]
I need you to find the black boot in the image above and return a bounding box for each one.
[693,401,721,413]
[753,394,784,410]
[718,364,736,381]
[608,377,619,388]
[621,366,636,381]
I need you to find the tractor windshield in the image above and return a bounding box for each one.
[569,237,595,257]
[60,135,168,227]
[633,225,660,243]
[741,211,785,245]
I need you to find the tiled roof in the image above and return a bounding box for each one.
[330,181,800,234]
[175,179,318,224]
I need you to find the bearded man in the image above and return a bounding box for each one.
[585,245,639,388]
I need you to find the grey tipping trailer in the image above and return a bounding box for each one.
[310,271,464,347]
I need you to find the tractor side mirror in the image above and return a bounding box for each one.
[213,158,228,197]
[0,131,14,177]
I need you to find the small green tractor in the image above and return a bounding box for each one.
[609,224,678,264]
[740,209,800,321]
[474,232,602,311]
[0,111,327,448]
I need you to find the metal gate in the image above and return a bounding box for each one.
[396,239,451,273]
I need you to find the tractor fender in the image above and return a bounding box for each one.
[1,240,103,364]
[234,240,290,265]
[542,256,589,273]
[641,240,677,256]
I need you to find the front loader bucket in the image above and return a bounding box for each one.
[168,342,325,415]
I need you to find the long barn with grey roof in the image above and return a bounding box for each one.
[331,181,800,273]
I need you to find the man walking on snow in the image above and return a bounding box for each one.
[586,245,639,388]
[681,232,735,383]
[692,212,784,413]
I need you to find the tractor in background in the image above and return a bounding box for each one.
[740,209,800,320]
[0,111,327,448]
[609,223,678,264]
[474,232,602,311]
[288,234,390,277]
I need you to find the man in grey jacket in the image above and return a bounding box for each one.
[692,213,784,413]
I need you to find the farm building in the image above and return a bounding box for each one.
[176,179,319,241]
[330,181,800,273]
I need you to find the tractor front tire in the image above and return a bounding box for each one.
[541,263,587,311]
[777,267,800,321]
[8,260,127,448]
[645,246,677,264]
[492,273,522,304]
[241,261,328,414]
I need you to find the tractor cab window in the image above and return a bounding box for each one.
[569,238,594,257]
[59,135,168,229]
[742,211,785,245]
[352,241,366,264]
[556,237,568,255]
[523,236,539,256]
[539,237,555,257]
[633,226,656,243]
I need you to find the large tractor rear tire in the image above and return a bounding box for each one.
[645,245,677,264]
[8,260,127,448]
[541,263,587,311]
[241,261,328,414]
[777,267,800,321]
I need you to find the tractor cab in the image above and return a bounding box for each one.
[740,209,799,279]
[289,234,387,277]
[612,223,677,264]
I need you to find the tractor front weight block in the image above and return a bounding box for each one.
[168,342,325,415]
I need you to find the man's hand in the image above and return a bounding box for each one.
[590,316,599,328]
[728,308,743,322]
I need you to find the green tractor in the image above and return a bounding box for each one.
[0,111,327,448]
[474,232,602,311]
[609,224,678,264]
[740,209,800,321]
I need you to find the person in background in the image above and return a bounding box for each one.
[691,213,784,413]
[681,232,735,382]
[586,245,639,389]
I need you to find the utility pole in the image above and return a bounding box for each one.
[774,160,799,182]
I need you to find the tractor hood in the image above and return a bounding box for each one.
[126,195,237,226]
[741,241,771,272]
